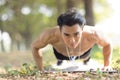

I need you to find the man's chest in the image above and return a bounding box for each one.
[52,38,95,56]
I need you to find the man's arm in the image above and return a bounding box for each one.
[103,43,112,67]
[31,28,58,71]
[93,28,112,69]
[31,32,48,71]
[32,46,44,71]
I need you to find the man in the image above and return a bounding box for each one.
[31,8,112,71]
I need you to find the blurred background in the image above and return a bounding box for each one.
[0,0,120,70]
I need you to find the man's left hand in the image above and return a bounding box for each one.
[102,66,113,71]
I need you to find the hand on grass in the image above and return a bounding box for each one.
[102,66,113,71]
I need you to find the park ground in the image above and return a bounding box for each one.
[0,47,120,80]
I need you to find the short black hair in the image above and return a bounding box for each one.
[57,8,86,30]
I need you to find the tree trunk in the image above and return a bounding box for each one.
[24,34,31,50]
[23,26,31,50]
[1,39,5,52]
[66,0,76,9]
[84,0,95,26]
[56,0,63,15]
[0,21,5,52]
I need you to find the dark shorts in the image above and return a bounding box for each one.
[53,48,92,60]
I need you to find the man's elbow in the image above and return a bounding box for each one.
[107,43,112,51]
[31,42,43,57]
[31,42,38,54]
[103,43,112,55]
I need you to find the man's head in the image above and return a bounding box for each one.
[57,8,86,30]
[57,8,86,49]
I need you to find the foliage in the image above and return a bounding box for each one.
[111,46,120,70]
[0,63,120,79]
[94,0,113,23]
[90,45,103,60]
[112,59,120,71]
[0,0,57,51]
[90,45,120,69]
[0,0,112,51]
[4,63,39,76]
[0,48,120,79]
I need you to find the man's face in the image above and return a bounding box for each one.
[61,24,83,49]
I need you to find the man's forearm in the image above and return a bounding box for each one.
[32,48,44,71]
[103,44,112,67]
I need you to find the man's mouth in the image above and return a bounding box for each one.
[69,44,76,48]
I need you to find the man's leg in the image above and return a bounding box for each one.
[76,48,92,65]
[57,59,63,65]
[83,56,91,65]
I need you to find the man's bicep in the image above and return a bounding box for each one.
[32,28,58,49]
[32,38,47,49]
[32,31,50,49]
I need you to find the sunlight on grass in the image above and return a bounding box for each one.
[0,45,119,79]
[41,45,56,68]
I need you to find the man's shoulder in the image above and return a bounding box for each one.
[37,26,60,44]
[83,25,103,39]
[83,25,96,34]
[40,26,60,41]
[41,26,59,35]
[83,25,105,40]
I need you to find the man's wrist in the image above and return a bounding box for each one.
[104,60,110,67]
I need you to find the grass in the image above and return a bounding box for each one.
[0,63,120,80]
[0,45,120,79]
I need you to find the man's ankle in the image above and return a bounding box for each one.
[57,60,63,66]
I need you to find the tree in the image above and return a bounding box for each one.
[0,20,5,52]
[65,0,95,26]
[0,0,58,51]
[0,0,110,52]
[84,0,95,26]
[66,0,83,9]
[66,0,76,9]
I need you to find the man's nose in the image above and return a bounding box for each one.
[70,37,75,43]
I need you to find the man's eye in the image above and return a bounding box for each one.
[75,33,79,36]
[65,34,69,36]
[64,33,70,36]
